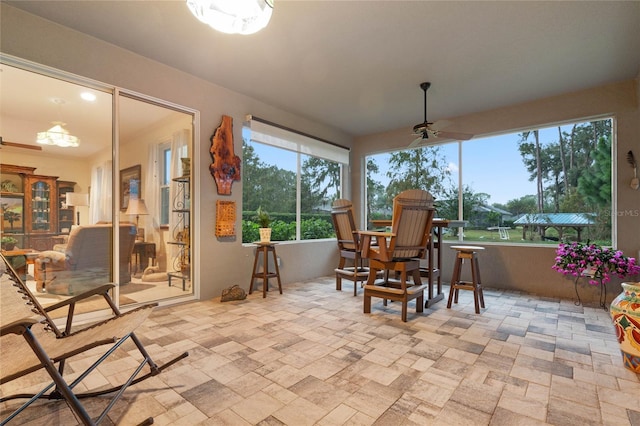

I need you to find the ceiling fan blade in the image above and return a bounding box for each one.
[430,119,453,131]
[436,130,474,140]
[0,138,43,151]
[409,136,426,148]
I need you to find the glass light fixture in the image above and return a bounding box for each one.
[186,0,274,35]
[36,122,80,148]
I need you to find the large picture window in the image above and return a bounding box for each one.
[242,117,349,243]
[366,118,613,245]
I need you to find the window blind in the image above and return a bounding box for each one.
[245,115,349,164]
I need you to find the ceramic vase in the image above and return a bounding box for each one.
[610,282,640,372]
[259,228,271,243]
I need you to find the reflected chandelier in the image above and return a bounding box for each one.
[36,122,80,148]
[186,0,274,35]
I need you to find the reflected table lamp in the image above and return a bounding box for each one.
[66,193,89,226]
[125,198,149,241]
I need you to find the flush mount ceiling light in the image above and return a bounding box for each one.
[186,0,274,35]
[36,122,80,148]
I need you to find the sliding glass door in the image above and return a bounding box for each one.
[0,57,195,310]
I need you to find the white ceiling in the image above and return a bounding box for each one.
[0,63,186,157]
[4,1,640,139]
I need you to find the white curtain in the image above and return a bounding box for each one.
[143,144,163,269]
[89,160,112,223]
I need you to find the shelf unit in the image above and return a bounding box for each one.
[57,181,76,233]
[167,176,190,290]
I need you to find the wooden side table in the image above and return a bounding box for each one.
[1,249,35,282]
[249,242,282,298]
[132,241,156,275]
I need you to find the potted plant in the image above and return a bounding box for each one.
[254,206,272,242]
[552,241,640,285]
[1,236,18,251]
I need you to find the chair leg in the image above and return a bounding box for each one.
[447,256,462,308]
[400,272,408,322]
[413,270,424,314]
[472,255,485,309]
[364,294,371,313]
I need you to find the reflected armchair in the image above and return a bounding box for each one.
[359,189,435,322]
[34,223,137,295]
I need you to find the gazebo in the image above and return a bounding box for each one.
[513,213,596,242]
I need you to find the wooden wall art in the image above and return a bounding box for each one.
[210,115,241,195]
[215,200,236,237]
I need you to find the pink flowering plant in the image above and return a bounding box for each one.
[552,241,640,285]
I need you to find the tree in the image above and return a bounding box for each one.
[242,140,296,213]
[301,156,341,210]
[519,130,543,213]
[578,136,611,207]
[385,146,451,200]
[436,184,488,228]
[366,158,389,220]
[505,195,537,216]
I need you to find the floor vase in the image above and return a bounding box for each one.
[610,282,640,372]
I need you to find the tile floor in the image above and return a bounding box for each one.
[2,277,639,425]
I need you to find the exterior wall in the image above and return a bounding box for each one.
[1,4,348,300]
[352,78,640,303]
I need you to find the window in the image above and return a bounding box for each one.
[366,118,613,245]
[159,142,171,226]
[242,117,349,243]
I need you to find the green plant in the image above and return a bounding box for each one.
[1,236,18,244]
[552,241,640,285]
[253,206,271,228]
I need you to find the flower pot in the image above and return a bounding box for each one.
[259,228,271,243]
[1,242,16,251]
[610,282,640,372]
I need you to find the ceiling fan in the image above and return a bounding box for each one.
[410,82,473,148]
[0,136,42,151]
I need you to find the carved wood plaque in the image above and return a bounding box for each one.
[209,115,241,195]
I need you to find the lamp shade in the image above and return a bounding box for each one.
[125,198,149,216]
[186,0,274,35]
[66,192,89,207]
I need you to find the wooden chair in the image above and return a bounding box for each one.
[359,189,435,322]
[331,199,370,296]
[0,253,189,425]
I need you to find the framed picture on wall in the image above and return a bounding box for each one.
[1,194,24,233]
[120,165,141,211]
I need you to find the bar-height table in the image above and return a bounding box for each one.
[369,218,466,307]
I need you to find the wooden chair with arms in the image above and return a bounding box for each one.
[358,189,435,322]
[331,199,370,296]
[0,253,188,425]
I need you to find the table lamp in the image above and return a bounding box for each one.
[66,193,89,225]
[125,198,149,241]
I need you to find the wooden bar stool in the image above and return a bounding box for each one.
[447,245,485,313]
[249,242,283,298]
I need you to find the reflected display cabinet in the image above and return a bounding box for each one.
[23,174,58,251]
[1,164,73,251]
[24,174,57,234]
